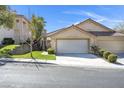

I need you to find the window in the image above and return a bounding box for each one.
[23,21,26,24]
[16,19,19,23]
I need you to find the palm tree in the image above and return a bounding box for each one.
[31,15,46,39]
[30,14,46,50]
[27,14,46,58]
[0,5,15,29]
[36,17,46,50]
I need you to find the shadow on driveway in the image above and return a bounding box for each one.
[0,61,6,66]
[113,62,124,66]
[117,53,124,58]
[115,53,124,65]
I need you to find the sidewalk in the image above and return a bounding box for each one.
[0,57,124,69]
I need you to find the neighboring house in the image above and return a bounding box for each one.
[0,14,31,44]
[47,18,124,54]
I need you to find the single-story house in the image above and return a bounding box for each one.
[47,18,124,54]
[0,14,31,44]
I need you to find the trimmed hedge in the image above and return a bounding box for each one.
[98,48,106,57]
[103,51,111,59]
[47,48,55,54]
[2,38,15,45]
[108,54,118,63]
[97,47,118,63]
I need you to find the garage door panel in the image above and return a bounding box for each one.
[57,40,88,53]
[98,40,124,53]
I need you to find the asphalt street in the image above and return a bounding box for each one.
[0,61,124,88]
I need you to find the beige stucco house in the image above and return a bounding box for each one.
[0,14,31,44]
[47,18,124,54]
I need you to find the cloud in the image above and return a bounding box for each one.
[63,10,123,23]
[81,11,107,22]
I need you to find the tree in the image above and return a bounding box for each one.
[0,5,15,29]
[27,14,46,58]
[114,22,124,33]
[30,14,46,49]
[31,14,46,40]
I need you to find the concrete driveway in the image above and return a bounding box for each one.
[57,53,99,61]
[56,53,124,69]
[0,53,124,69]
[56,53,107,63]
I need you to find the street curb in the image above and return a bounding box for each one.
[0,58,57,65]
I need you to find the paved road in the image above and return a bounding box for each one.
[0,62,124,88]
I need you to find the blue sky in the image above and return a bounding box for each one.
[10,5,124,32]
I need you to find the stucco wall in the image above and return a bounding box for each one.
[77,20,110,32]
[15,16,31,44]
[0,27,15,44]
[49,27,96,52]
[97,36,124,53]
[0,15,31,44]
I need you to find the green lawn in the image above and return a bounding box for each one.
[0,45,56,60]
[0,45,20,52]
[11,51,56,60]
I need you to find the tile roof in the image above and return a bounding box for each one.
[47,18,124,37]
[47,26,72,36]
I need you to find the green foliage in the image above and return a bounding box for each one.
[0,45,19,50]
[97,47,118,63]
[0,49,12,57]
[0,45,20,58]
[98,48,106,57]
[0,5,15,29]
[2,38,15,45]
[30,14,46,40]
[47,48,55,54]
[103,51,111,59]
[90,45,99,55]
[11,51,56,60]
[108,54,118,63]
[0,5,9,11]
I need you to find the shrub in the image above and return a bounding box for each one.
[2,38,15,45]
[47,48,55,54]
[0,49,11,58]
[103,51,111,59]
[90,45,99,55]
[98,48,106,57]
[108,54,118,63]
[26,38,31,44]
[0,49,11,54]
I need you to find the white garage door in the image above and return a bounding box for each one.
[57,39,88,53]
[98,40,124,53]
